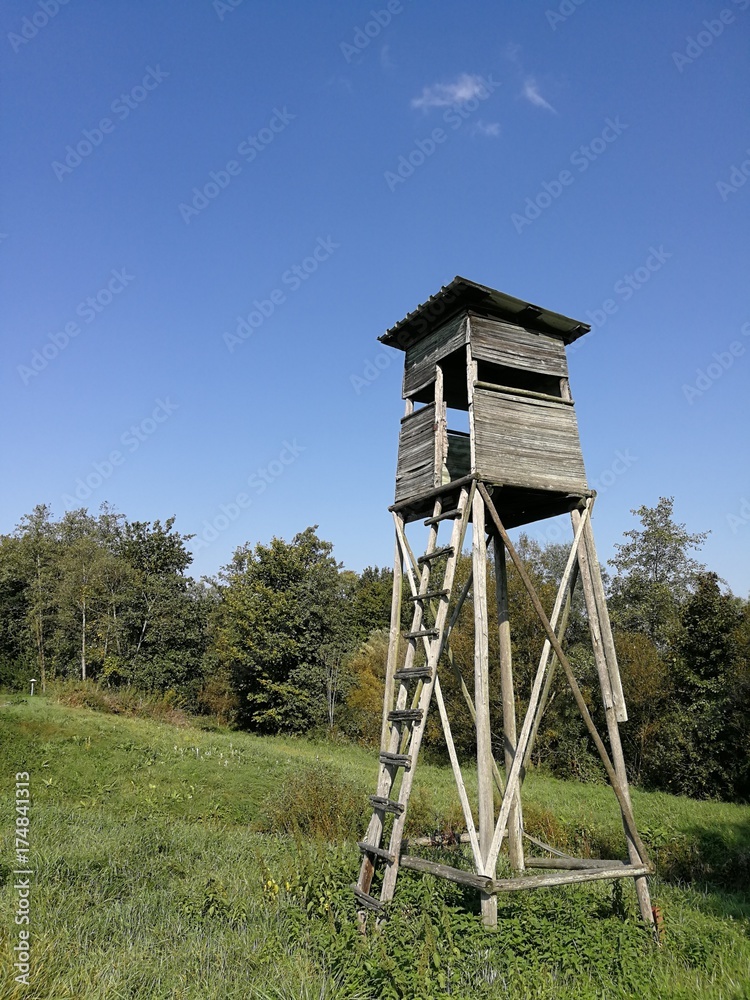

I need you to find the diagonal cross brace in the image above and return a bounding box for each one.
[478,484,650,873]
[480,487,589,873]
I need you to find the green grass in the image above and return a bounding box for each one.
[1,695,749,998]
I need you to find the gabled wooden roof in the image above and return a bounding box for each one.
[379,275,590,350]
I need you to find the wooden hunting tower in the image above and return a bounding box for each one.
[354,276,656,934]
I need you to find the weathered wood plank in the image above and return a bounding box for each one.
[407,588,449,601]
[400,855,494,890]
[418,545,454,563]
[474,380,574,406]
[473,388,587,494]
[446,431,471,481]
[351,885,384,912]
[388,708,423,723]
[404,628,439,639]
[487,865,650,892]
[403,313,468,396]
[469,313,568,377]
[399,855,649,893]
[358,841,395,863]
[369,795,404,815]
[379,751,411,768]
[395,404,436,503]
[424,508,462,525]
[525,857,627,870]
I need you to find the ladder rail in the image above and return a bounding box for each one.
[379,485,473,904]
[356,483,474,917]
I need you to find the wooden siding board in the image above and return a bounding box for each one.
[395,404,436,502]
[446,432,471,482]
[469,314,568,378]
[473,389,587,493]
[403,314,468,397]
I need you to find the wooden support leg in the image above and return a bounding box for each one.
[357,524,405,919]
[481,494,587,872]
[493,539,524,871]
[380,525,404,752]
[571,507,655,933]
[472,490,497,926]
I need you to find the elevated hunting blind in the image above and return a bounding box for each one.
[354,276,656,935]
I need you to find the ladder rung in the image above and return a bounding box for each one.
[407,589,449,602]
[418,545,454,564]
[379,751,412,769]
[388,708,423,723]
[424,508,462,525]
[352,885,384,912]
[404,628,438,639]
[394,665,431,681]
[369,795,404,815]
[358,841,395,863]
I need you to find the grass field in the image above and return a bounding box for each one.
[1,694,749,999]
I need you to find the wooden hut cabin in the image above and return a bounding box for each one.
[380,275,592,527]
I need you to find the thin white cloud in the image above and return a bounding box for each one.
[522,76,556,114]
[411,73,487,111]
[380,45,394,71]
[473,120,501,138]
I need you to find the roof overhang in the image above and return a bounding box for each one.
[378,275,591,350]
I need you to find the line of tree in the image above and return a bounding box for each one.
[1,498,747,802]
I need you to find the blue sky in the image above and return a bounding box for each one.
[2,0,749,595]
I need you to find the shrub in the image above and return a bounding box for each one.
[254,763,369,841]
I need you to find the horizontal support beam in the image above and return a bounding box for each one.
[400,855,494,891]
[474,381,575,406]
[399,854,649,893]
[487,865,650,893]
[524,857,628,871]
[390,475,475,514]
[358,841,395,863]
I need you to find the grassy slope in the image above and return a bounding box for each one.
[0,695,749,999]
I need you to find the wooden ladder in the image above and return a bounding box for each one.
[353,483,473,921]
